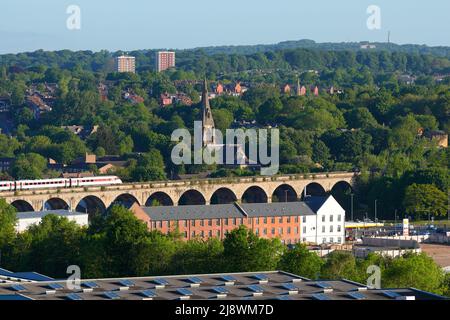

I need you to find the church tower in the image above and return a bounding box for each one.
[202,79,216,146]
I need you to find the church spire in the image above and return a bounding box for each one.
[202,79,215,146]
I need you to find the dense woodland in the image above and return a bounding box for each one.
[0,46,449,220]
[0,200,448,296]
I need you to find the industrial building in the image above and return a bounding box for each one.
[0,270,445,300]
[15,210,89,233]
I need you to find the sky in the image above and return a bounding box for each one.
[0,0,449,54]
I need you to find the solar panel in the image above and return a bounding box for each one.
[82,281,99,289]
[176,288,193,296]
[212,287,229,294]
[141,290,157,298]
[48,283,64,290]
[187,277,203,284]
[312,293,331,301]
[276,296,292,300]
[281,283,298,291]
[11,284,26,292]
[153,278,169,286]
[119,279,135,287]
[348,292,367,300]
[248,285,264,293]
[253,274,268,281]
[382,290,401,299]
[104,291,120,300]
[221,275,237,282]
[315,282,332,289]
[66,293,83,301]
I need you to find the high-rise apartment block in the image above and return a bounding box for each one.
[115,55,136,73]
[156,51,175,72]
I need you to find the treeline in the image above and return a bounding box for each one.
[0,200,448,296]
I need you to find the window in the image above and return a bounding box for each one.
[295,227,299,234]
[330,225,333,233]
[255,218,259,225]
[233,218,237,225]
[303,226,307,233]
[322,238,326,244]
[271,228,275,235]
[302,216,306,223]
[216,219,220,226]
[271,217,275,223]
[330,215,333,222]
[337,225,341,232]
[184,231,187,238]
[191,220,195,227]
[184,220,188,227]
[208,219,212,226]
[338,215,342,222]
[209,230,213,237]
[263,228,267,235]
[295,217,299,223]
[322,226,325,233]
[302,238,306,242]
[217,230,221,237]
[287,227,291,234]
[330,237,334,243]
[337,237,342,243]
[200,220,204,227]
[264,217,267,224]
[255,228,259,235]
[287,217,291,223]
[279,217,283,223]
[225,219,229,226]
[322,216,325,222]
[192,231,196,237]
[279,228,283,235]
[201,231,204,238]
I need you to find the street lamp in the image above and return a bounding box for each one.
[350,193,354,222]
[374,199,378,222]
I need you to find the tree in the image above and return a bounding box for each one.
[0,199,17,248]
[0,134,20,157]
[320,251,358,280]
[10,153,47,179]
[403,184,447,219]
[213,109,234,132]
[383,253,444,295]
[223,225,284,272]
[278,244,323,279]
[345,107,378,129]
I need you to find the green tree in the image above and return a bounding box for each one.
[320,251,358,280]
[403,184,447,219]
[223,225,284,272]
[383,253,444,295]
[10,153,47,179]
[0,199,17,248]
[278,244,323,279]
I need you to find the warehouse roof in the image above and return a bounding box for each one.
[0,270,445,301]
[16,210,87,220]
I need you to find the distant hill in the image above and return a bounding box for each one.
[186,39,450,57]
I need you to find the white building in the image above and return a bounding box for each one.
[15,210,89,233]
[301,196,346,245]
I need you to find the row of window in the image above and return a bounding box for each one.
[179,226,301,239]
[321,215,342,222]
[320,225,342,233]
[322,237,342,244]
[151,216,302,229]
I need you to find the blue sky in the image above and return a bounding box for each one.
[1,0,449,54]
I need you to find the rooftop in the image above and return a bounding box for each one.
[0,271,445,301]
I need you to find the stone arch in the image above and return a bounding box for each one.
[300,182,326,200]
[330,181,354,214]
[44,198,69,210]
[76,196,107,217]
[178,190,206,206]
[241,186,268,203]
[272,184,298,202]
[210,188,238,205]
[10,200,34,212]
[145,192,174,207]
[112,193,140,208]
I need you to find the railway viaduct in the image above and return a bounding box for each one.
[0,172,356,216]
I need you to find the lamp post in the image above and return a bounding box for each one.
[350,193,354,222]
[374,199,378,222]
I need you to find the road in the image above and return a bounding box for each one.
[420,243,450,268]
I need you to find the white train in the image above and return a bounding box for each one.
[0,176,123,192]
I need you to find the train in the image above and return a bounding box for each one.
[0,176,123,192]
